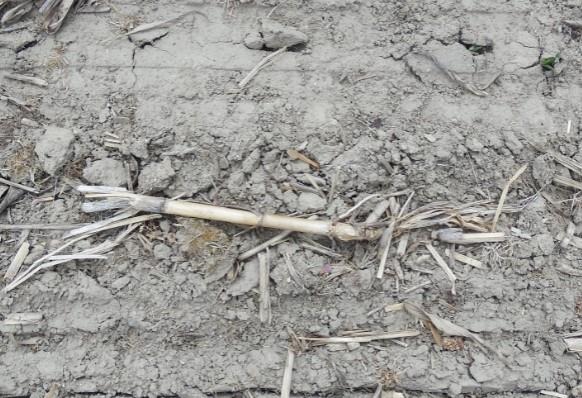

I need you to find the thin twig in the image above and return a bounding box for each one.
[0,223,85,231]
[280,348,295,398]
[0,177,39,194]
[79,186,381,241]
[426,243,456,295]
[338,194,382,220]
[238,230,292,261]
[491,164,527,231]
[239,47,288,89]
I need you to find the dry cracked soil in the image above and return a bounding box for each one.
[1,0,582,397]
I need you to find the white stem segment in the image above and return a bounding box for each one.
[82,189,382,241]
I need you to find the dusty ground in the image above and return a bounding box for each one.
[1,0,582,397]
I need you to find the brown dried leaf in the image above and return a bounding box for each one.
[287,149,320,170]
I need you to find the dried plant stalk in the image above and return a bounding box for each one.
[491,164,527,231]
[551,152,582,176]
[426,244,456,294]
[565,338,582,352]
[444,249,484,269]
[258,252,271,324]
[298,330,420,344]
[5,73,48,87]
[239,46,288,89]
[280,349,295,398]
[553,175,582,191]
[0,176,39,194]
[238,230,291,261]
[433,228,505,244]
[5,241,29,281]
[79,186,381,241]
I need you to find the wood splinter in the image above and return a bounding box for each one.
[78,186,382,241]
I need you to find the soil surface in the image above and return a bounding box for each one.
[1,0,582,397]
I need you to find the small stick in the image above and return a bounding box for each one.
[280,348,295,398]
[434,228,506,244]
[298,330,420,344]
[426,243,456,295]
[392,258,404,280]
[338,194,381,220]
[444,249,484,269]
[5,241,29,281]
[540,391,568,398]
[0,223,84,231]
[553,175,582,191]
[258,252,271,324]
[404,280,431,293]
[4,73,48,87]
[239,46,288,89]
[551,152,582,176]
[376,221,396,279]
[0,177,39,194]
[565,338,582,352]
[300,242,342,258]
[490,164,527,231]
[396,233,409,257]
[238,230,292,261]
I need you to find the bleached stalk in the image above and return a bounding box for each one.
[280,349,295,398]
[79,186,382,241]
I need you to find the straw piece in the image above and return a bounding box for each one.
[258,252,271,324]
[426,244,456,294]
[63,209,137,239]
[434,228,505,244]
[0,176,39,194]
[553,175,582,191]
[239,46,288,89]
[402,302,506,363]
[564,338,582,352]
[0,223,84,231]
[491,164,527,231]
[125,10,203,36]
[444,249,484,269]
[376,221,396,279]
[4,223,143,292]
[238,230,292,261]
[1,0,32,26]
[540,391,568,398]
[5,73,48,87]
[299,330,420,344]
[4,241,29,281]
[396,233,409,257]
[550,152,582,176]
[2,312,42,326]
[280,349,295,398]
[338,194,381,220]
[79,187,381,241]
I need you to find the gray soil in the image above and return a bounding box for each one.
[1,0,582,397]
